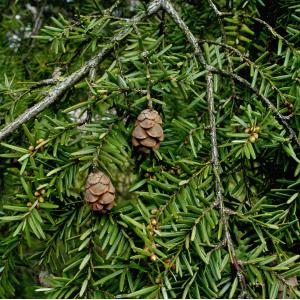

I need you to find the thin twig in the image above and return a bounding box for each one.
[207,7,292,48]
[105,0,122,15]
[208,66,300,147]
[206,0,236,99]
[0,0,162,142]
[31,0,46,36]
[198,39,290,104]
[28,78,58,90]
[83,66,97,124]
[231,14,292,48]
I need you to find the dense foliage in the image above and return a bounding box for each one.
[0,0,300,298]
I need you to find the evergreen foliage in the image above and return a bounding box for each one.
[0,0,299,298]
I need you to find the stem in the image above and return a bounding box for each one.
[0,0,162,142]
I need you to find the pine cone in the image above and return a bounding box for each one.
[132,109,164,153]
[85,171,115,213]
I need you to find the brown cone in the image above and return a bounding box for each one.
[85,171,116,213]
[132,109,164,153]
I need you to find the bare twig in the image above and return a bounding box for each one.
[82,66,97,124]
[28,78,58,90]
[206,0,222,17]
[105,0,122,15]
[31,0,46,36]
[0,0,162,142]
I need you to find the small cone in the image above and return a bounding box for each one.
[132,108,164,153]
[85,171,116,213]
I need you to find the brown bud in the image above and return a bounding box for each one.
[151,242,157,249]
[27,202,32,207]
[151,219,158,226]
[249,135,256,143]
[38,196,45,203]
[149,254,158,262]
[41,189,46,195]
[253,126,260,133]
[28,145,35,152]
[85,171,116,213]
[34,191,40,197]
[36,138,45,145]
[132,109,164,153]
[155,277,161,284]
[151,208,159,215]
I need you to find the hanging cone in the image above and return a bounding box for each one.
[132,109,164,153]
[85,171,116,213]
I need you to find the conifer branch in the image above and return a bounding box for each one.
[162,0,248,294]
[0,0,162,142]
[161,0,299,147]
[28,78,58,90]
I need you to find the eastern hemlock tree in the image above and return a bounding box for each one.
[0,0,299,298]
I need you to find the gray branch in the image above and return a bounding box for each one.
[0,0,162,142]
